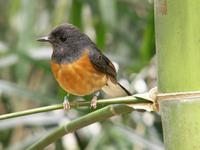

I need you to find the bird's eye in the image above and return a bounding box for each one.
[60,36,67,42]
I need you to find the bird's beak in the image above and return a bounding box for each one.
[37,36,50,42]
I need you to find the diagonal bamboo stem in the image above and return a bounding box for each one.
[27,104,133,150]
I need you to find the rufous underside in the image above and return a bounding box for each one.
[51,51,108,96]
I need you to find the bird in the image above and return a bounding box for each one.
[37,23,131,109]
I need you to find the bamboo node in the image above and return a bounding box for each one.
[133,87,158,111]
[64,124,69,133]
[135,87,200,112]
[109,105,117,115]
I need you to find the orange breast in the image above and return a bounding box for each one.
[51,51,107,96]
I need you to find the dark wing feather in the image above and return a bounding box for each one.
[89,47,117,80]
[88,46,132,96]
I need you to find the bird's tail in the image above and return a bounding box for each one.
[102,79,132,97]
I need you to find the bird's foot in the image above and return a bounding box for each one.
[91,96,97,109]
[90,92,100,109]
[63,96,70,110]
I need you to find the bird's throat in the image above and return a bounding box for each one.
[51,47,83,64]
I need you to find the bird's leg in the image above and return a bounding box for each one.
[63,93,70,110]
[91,92,100,109]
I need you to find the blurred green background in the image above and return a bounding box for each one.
[0,0,163,150]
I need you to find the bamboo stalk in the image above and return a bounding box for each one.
[27,105,133,150]
[0,96,148,120]
[155,0,200,149]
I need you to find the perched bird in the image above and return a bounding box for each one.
[37,23,131,109]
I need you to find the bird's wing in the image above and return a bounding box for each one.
[89,47,131,96]
[89,48,117,80]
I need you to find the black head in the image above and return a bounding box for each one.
[37,23,94,63]
[37,23,92,49]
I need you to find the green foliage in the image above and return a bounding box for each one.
[0,0,161,149]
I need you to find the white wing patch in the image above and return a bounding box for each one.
[102,78,128,97]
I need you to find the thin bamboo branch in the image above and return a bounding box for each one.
[0,104,63,120]
[0,96,149,120]
[27,104,133,150]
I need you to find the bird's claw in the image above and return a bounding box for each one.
[90,95,97,109]
[63,96,70,110]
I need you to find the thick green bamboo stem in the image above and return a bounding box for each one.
[159,99,200,150]
[27,105,133,150]
[155,0,200,149]
[155,0,200,92]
